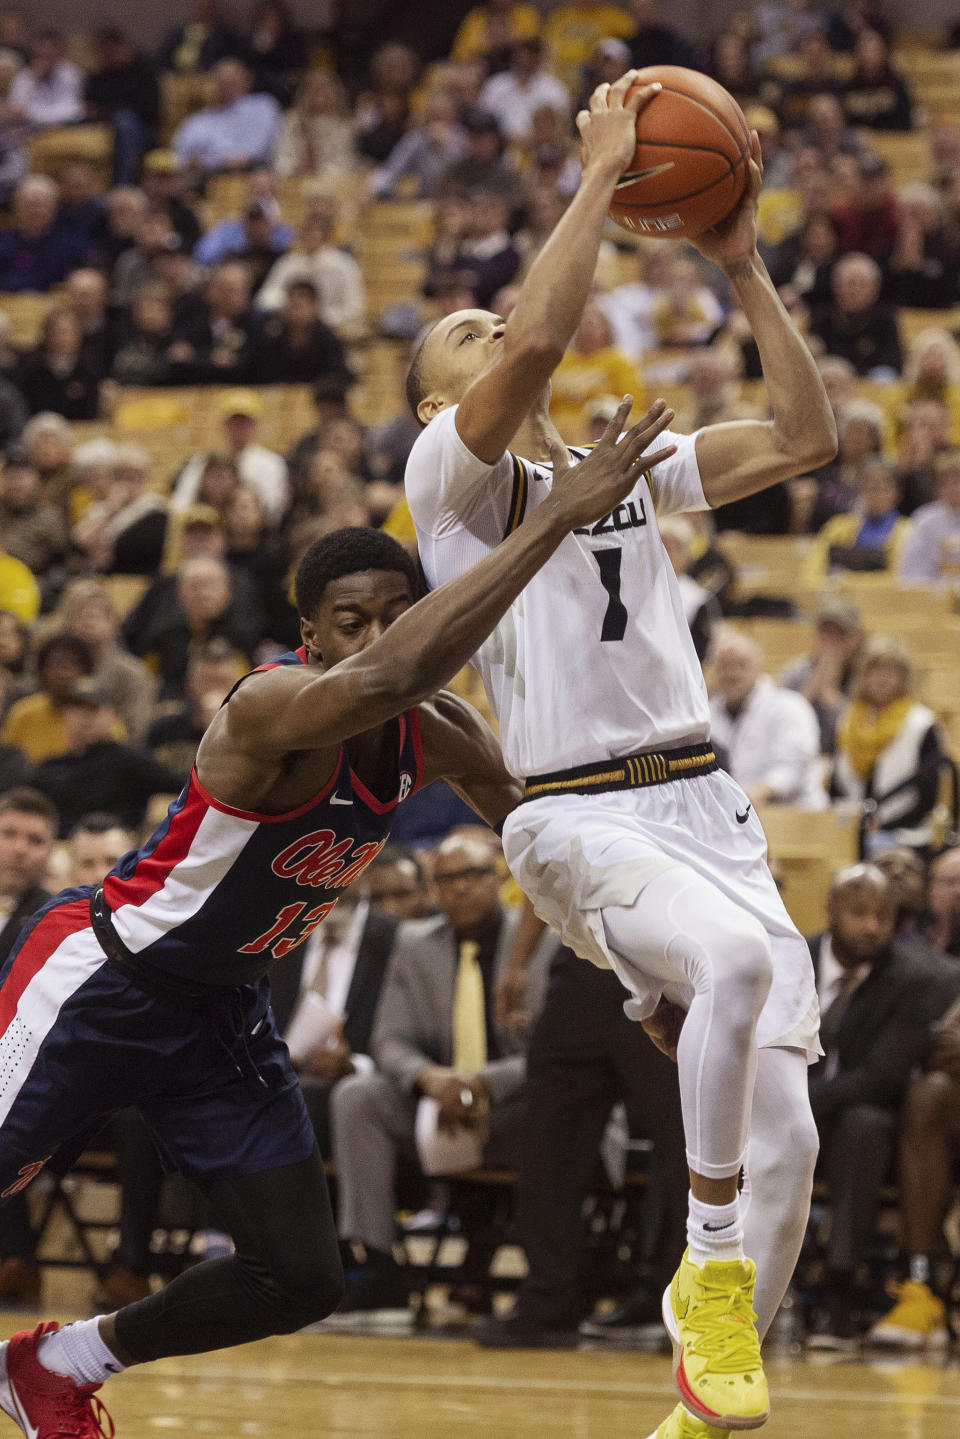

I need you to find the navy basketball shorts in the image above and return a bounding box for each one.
[0,894,315,1198]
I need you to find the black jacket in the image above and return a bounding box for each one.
[268,906,399,1058]
[32,741,182,838]
[807,934,960,1122]
[0,884,50,967]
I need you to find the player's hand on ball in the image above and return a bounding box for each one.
[576,71,662,178]
[690,129,763,273]
[547,394,677,533]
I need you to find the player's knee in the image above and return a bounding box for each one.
[713,917,773,1026]
[240,1245,346,1332]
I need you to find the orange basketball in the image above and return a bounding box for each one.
[608,66,750,240]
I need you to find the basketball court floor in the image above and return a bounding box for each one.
[3,1285,959,1438]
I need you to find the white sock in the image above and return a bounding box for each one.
[37,1319,127,1386]
[687,1193,744,1267]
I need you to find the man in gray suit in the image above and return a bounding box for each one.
[331,833,554,1317]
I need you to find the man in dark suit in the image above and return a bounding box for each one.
[269,887,400,1156]
[330,834,554,1318]
[806,863,960,1348]
[0,787,57,1304]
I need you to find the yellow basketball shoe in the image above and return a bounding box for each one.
[868,1281,951,1350]
[646,1402,731,1439]
[662,1249,770,1431]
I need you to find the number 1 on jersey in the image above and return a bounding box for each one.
[594,548,627,642]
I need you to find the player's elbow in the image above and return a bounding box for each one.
[775,413,838,474]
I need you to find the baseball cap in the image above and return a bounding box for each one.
[816,596,862,632]
[217,388,263,421]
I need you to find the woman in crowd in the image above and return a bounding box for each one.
[832,637,945,852]
[802,457,912,584]
[110,285,177,388]
[15,310,101,421]
[548,302,643,443]
[843,28,914,131]
[245,0,304,103]
[274,69,358,177]
[223,484,298,647]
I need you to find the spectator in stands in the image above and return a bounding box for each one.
[168,259,257,384]
[705,30,765,112]
[64,267,120,377]
[650,254,725,349]
[244,0,304,103]
[0,786,57,1307]
[902,330,960,407]
[160,0,243,73]
[73,443,167,576]
[256,193,366,331]
[436,108,526,217]
[140,151,201,253]
[521,102,583,198]
[332,834,551,1318]
[66,436,117,527]
[833,637,945,852]
[222,484,296,646]
[274,69,358,178]
[142,554,258,698]
[355,44,416,167]
[478,37,569,142]
[58,579,156,745]
[0,518,38,629]
[810,252,903,377]
[708,628,827,809]
[0,7,29,62]
[172,57,280,175]
[32,678,182,837]
[543,0,633,75]
[269,885,400,1158]
[0,375,27,454]
[172,387,289,526]
[802,397,883,533]
[828,1,890,52]
[597,240,673,359]
[0,174,87,292]
[14,308,101,422]
[1,634,93,764]
[370,89,466,200]
[110,284,177,387]
[899,448,960,587]
[776,30,844,132]
[928,120,960,196]
[832,153,900,267]
[146,636,244,782]
[801,458,912,585]
[888,183,960,309]
[55,161,109,250]
[872,846,935,951]
[798,91,865,171]
[252,279,353,385]
[843,28,914,131]
[21,412,72,511]
[363,845,431,921]
[659,515,718,662]
[926,849,960,958]
[443,190,521,311]
[99,185,150,276]
[6,28,81,128]
[626,0,692,69]
[84,27,160,185]
[451,0,541,68]
[677,349,760,432]
[806,864,960,1349]
[549,302,643,442]
[0,443,67,578]
[752,0,825,66]
[767,211,841,309]
[782,596,865,754]
[895,396,953,516]
[867,984,960,1349]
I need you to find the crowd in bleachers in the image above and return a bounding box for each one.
[0,0,958,1358]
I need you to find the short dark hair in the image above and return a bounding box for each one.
[68,811,132,840]
[0,787,58,829]
[294,526,421,618]
[404,323,439,425]
[37,633,93,676]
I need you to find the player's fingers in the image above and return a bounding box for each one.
[598,394,635,447]
[749,127,763,170]
[547,436,570,473]
[588,82,611,113]
[575,109,590,139]
[625,79,662,114]
[637,443,678,472]
[606,67,638,108]
[617,402,673,462]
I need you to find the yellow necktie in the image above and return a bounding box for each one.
[452,939,487,1074]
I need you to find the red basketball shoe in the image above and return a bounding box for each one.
[0,1322,115,1437]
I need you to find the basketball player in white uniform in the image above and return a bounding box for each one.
[404,74,837,1439]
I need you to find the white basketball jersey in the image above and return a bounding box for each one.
[405,405,712,779]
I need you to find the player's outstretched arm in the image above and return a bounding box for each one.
[232,398,677,753]
[689,132,838,506]
[456,74,662,464]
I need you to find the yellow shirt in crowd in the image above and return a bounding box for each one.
[0,552,40,627]
[451,3,542,61]
[549,346,644,442]
[543,3,634,72]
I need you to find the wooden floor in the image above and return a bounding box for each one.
[3,1297,960,1437]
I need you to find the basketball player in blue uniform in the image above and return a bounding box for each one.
[405,72,838,1439]
[0,413,678,1439]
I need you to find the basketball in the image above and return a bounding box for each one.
[608,66,751,240]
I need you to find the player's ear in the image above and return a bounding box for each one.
[417,393,444,425]
[299,615,323,661]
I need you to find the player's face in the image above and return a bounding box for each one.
[418,309,506,421]
[303,570,415,666]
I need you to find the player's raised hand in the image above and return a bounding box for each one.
[690,129,763,274]
[576,72,661,179]
[547,395,676,534]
